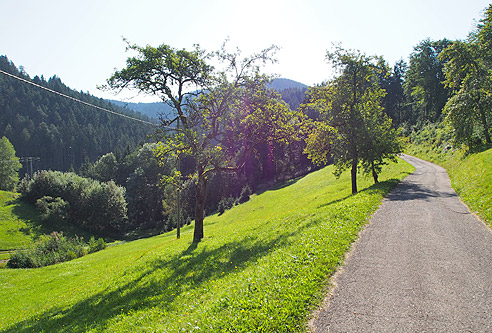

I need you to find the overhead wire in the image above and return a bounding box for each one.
[0,69,157,126]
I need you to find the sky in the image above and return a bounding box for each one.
[1,0,491,102]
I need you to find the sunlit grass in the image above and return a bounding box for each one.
[0,159,413,332]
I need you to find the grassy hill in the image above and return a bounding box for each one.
[0,159,413,332]
[0,191,91,254]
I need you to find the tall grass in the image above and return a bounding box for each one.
[0,159,413,332]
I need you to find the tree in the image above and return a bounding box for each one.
[303,46,401,193]
[439,6,492,148]
[359,100,402,183]
[107,42,302,242]
[123,143,170,229]
[0,136,21,191]
[378,59,408,128]
[105,41,212,129]
[19,170,128,237]
[91,152,118,182]
[440,41,491,147]
[404,39,452,126]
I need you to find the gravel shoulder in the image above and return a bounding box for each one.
[310,154,492,332]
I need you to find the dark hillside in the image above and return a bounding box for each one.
[270,78,308,110]
[0,55,152,172]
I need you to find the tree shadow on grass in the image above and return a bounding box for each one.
[4,218,318,333]
[316,177,406,210]
[255,177,302,196]
[10,198,49,238]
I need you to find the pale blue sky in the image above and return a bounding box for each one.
[1,0,490,102]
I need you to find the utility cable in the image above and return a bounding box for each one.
[0,69,157,126]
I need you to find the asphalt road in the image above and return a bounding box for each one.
[311,154,492,332]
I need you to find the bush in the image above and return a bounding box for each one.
[238,185,252,204]
[88,236,106,253]
[35,196,70,222]
[218,196,235,215]
[7,232,104,268]
[19,171,128,237]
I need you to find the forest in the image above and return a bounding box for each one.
[1,4,492,241]
[0,55,153,173]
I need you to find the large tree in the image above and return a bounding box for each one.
[440,41,491,147]
[107,42,303,242]
[0,136,21,191]
[378,59,408,128]
[303,46,401,194]
[439,6,492,148]
[404,39,452,126]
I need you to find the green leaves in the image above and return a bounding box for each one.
[404,39,451,125]
[0,136,21,191]
[303,122,336,166]
[303,47,402,191]
[440,8,492,147]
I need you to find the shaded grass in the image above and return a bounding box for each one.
[0,191,91,252]
[407,143,492,226]
[0,159,413,332]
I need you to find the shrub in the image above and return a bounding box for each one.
[88,236,106,253]
[19,171,128,237]
[238,184,252,204]
[218,196,235,215]
[35,196,70,222]
[7,232,104,268]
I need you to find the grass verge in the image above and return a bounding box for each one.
[407,142,492,227]
[406,122,492,226]
[0,159,413,332]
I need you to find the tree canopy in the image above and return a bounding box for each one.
[303,46,401,194]
[440,6,492,148]
[0,136,21,191]
[404,39,452,126]
[107,42,304,242]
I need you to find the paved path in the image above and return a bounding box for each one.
[311,154,492,332]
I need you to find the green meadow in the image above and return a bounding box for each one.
[0,159,413,332]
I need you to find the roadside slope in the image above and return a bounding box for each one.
[311,154,492,332]
[407,142,492,226]
[0,159,412,332]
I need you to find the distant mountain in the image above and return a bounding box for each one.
[109,100,174,120]
[111,78,309,118]
[270,78,308,110]
[268,78,308,91]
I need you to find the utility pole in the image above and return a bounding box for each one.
[19,157,40,178]
[176,117,181,239]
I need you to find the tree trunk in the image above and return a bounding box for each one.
[351,159,358,194]
[479,105,491,144]
[263,141,275,182]
[193,173,207,243]
[371,161,379,184]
